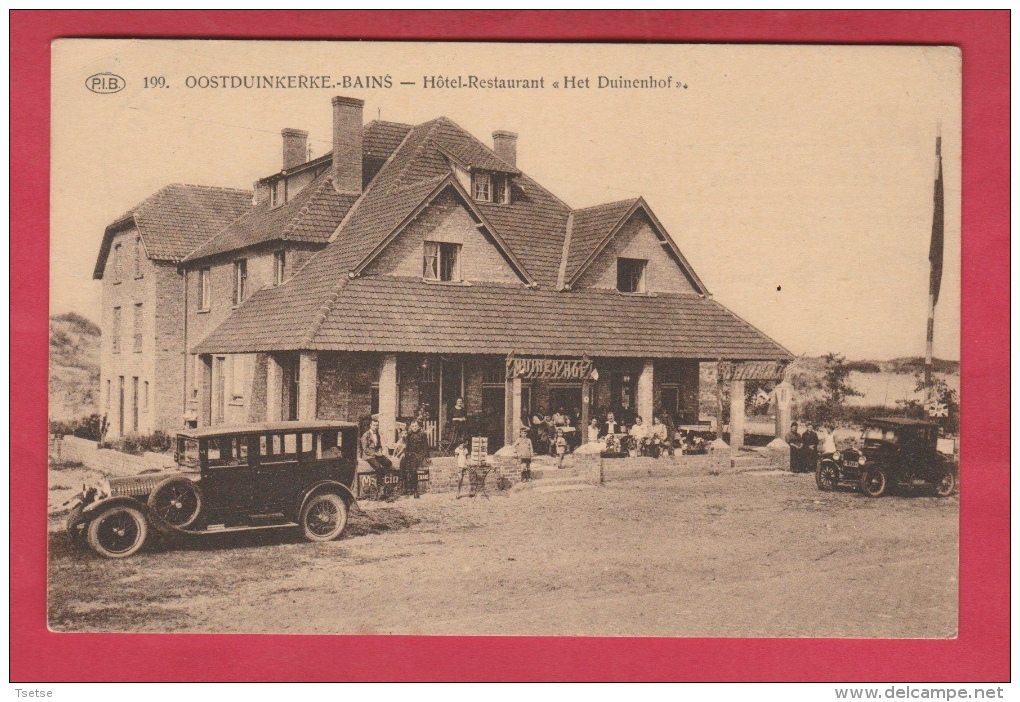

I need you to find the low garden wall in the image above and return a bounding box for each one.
[49,435,174,477]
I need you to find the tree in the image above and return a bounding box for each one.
[900,374,959,434]
[819,353,862,422]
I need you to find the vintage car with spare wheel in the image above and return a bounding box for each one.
[66,421,360,558]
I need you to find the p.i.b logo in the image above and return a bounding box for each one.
[86,72,125,94]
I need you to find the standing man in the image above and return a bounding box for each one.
[786,421,804,473]
[401,419,430,499]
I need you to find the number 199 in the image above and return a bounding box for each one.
[144,76,167,88]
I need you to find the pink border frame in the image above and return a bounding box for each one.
[11,10,1009,681]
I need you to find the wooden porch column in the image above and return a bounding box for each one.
[266,354,283,422]
[297,352,318,421]
[581,379,591,443]
[199,355,213,427]
[729,379,746,451]
[379,354,399,445]
[637,359,654,422]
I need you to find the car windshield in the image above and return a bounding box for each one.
[178,437,201,471]
[863,426,897,443]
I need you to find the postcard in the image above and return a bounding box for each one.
[48,39,960,639]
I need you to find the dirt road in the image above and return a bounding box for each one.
[48,464,958,637]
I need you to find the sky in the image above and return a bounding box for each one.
[51,41,961,361]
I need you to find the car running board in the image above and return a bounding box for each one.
[184,522,299,535]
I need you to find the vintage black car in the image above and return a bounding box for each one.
[67,421,360,558]
[814,418,957,497]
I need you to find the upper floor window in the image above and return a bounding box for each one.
[471,172,510,204]
[112,243,122,283]
[112,307,122,353]
[270,179,286,208]
[273,250,286,286]
[617,258,647,294]
[233,259,248,305]
[133,303,143,353]
[230,355,247,402]
[199,268,211,311]
[423,241,461,282]
[134,236,143,278]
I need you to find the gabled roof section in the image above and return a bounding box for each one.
[183,171,358,263]
[349,176,536,286]
[93,184,252,279]
[563,197,709,294]
[563,198,639,287]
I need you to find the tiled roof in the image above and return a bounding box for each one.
[195,277,791,360]
[362,120,412,160]
[189,109,785,361]
[183,172,358,263]
[432,119,521,175]
[94,184,251,277]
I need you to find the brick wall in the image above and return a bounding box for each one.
[317,352,377,423]
[152,262,185,433]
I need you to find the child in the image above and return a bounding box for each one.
[554,429,568,469]
[513,427,534,482]
[454,441,473,498]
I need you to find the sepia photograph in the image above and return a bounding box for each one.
[46,39,962,639]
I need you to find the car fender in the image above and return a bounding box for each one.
[79,496,156,526]
[298,480,357,517]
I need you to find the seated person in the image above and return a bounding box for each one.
[604,412,622,437]
[587,418,602,443]
[360,417,393,483]
[649,416,670,457]
[629,416,649,454]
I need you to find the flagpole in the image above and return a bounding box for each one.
[925,124,944,394]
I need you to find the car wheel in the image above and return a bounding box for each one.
[301,493,349,542]
[816,462,839,491]
[859,467,888,498]
[934,471,956,497]
[87,505,148,558]
[148,479,202,528]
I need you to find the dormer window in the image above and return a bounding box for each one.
[270,178,286,208]
[472,171,510,204]
[423,241,461,282]
[617,258,647,293]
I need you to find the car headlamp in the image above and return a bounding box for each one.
[858,454,866,465]
[832,451,841,462]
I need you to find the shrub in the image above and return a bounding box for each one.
[49,413,107,441]
[100,430,174,456]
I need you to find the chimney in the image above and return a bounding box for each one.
[332,96,364,193]
[281,128,309,171]
[492,130,518,168]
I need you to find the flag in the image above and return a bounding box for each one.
[929,136,945,306]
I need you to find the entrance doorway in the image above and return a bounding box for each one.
[549,384,583,421]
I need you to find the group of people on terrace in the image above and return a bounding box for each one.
[528,407,708,459]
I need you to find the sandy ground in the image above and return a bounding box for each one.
[48,459,958,638]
